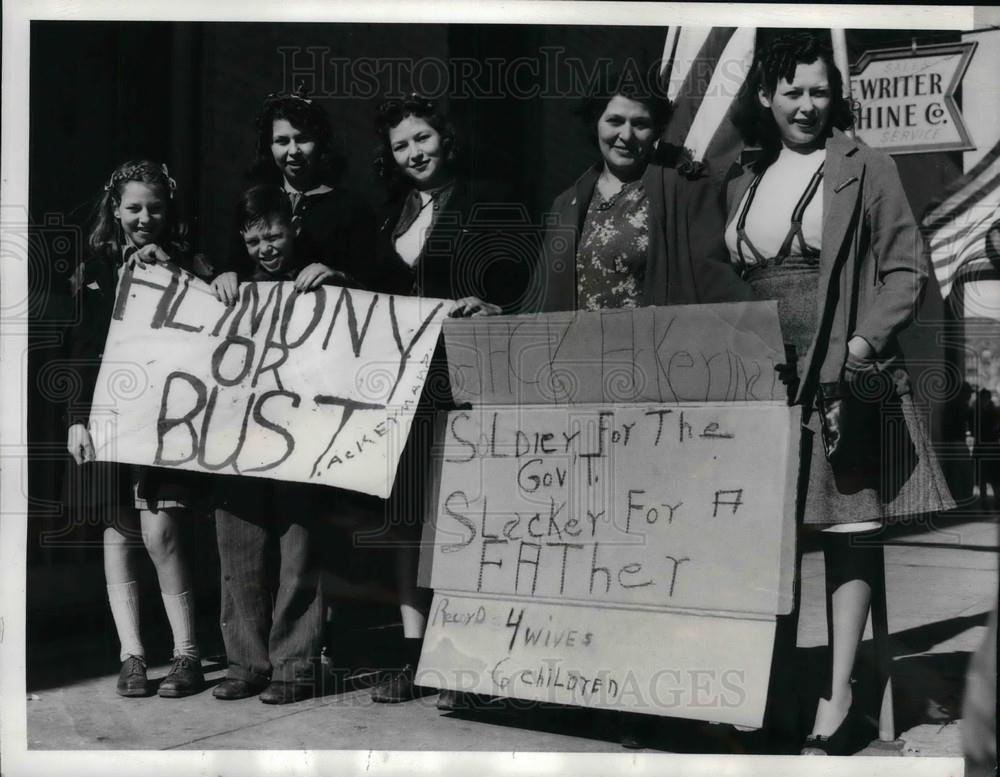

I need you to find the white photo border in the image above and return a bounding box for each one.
[0,2,977,776]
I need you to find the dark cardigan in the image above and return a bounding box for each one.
[64,247,199,428]
[535,159,752,312]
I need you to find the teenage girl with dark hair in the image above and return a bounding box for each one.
[368,92,529,310]
[361,93,531,706]
[210,92,375,302]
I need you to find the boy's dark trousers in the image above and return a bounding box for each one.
[215,477,324,686]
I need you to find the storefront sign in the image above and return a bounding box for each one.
[851,41,976,155]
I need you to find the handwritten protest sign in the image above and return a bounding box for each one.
[87,263,449,498]
[443,301,786,406]
[419,596,777,727]
[418,303,798,726]
[427,403,796,615]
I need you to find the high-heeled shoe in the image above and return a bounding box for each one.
[801,704,857,755]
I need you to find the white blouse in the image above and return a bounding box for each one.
[393,190,437,267]
[725,147,826,265]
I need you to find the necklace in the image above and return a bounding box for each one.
[597,167,641,200]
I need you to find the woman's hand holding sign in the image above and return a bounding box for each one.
[67,423,96,465]
[294,263,346,292]
[450,296,502,318]
[211,271,240,306]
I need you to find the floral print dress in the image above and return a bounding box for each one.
[575,180,649,311]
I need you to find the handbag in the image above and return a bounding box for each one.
[816,354,894,468]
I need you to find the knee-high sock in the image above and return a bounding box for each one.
[107,581,144,662]
[161,590,199,659]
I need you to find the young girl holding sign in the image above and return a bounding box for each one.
[64,160,206,698]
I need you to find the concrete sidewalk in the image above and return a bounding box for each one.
[24,514,997,758]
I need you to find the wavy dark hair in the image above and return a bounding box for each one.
[234,183,295,233]
[250,94,343,186]
[86,159,189,262]
[576,64,672,143]
[373,93,459,195]
[731,31,855,165]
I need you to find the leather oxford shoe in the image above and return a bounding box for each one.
[260,680,316,705]
[116,655,149,697]
[213,677,269,701]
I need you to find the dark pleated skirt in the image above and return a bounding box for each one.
[62,458,212,521]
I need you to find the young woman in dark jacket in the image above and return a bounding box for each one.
[361,94,531,706]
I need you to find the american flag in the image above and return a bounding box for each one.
[922,137,1000,300]
[659,27,756,174]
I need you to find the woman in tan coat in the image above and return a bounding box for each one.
[725,32,953,754]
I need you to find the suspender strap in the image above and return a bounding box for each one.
[791,162,825,224]
[775,162,825,265]
[735,173,769,270]
[736,159,824,271]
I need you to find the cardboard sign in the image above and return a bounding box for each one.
[427,403,797,616]
[87,262,449,498]
[443,301,786,406]
[418,595,776,728]
[418,303,799,726]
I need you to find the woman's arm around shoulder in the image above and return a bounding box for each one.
[340,192,377,292]
[677,167,754,304]
[461,179,536,314]
[295,189,376,292]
